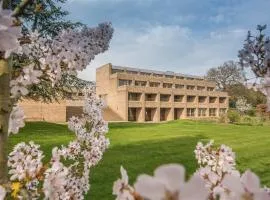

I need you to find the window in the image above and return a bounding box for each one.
[174,95,184,102]
[128,93,141,101]
[145,93,157,101]
[209,108,217,117]
[186,77,194,80]
[175,84,184,89]
[209,97,217,103]
[135,81,147,86]
[219,97,227,103]
[118,79,132,86]
[160,94,171,102]
[127,70,138,74]
[112,69,124,74]
[207,87,214,91]
[197,86,205,91]
[140,72,151,76]
[198,96,207,103]
[153,73,163,77]
[187,85,195,90]
[176,76,184,79]
[198,108,207,117]
[187,95,196,103]
[163,83,173,88]
[149,82,160,87]
[165,75,174,78]
[187,108,196,117]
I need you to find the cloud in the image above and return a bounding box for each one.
[63,0,270,81]
[78,25,247,81]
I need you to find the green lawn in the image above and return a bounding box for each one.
[8,120,270,199]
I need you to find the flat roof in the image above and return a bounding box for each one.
[112,65,204,80]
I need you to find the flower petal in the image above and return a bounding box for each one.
[180,175,209,200]
[134,174,165,200]
[241,170,260,193]
[222,174,244,194]
[154,164,185,192]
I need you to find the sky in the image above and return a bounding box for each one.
[63,0,270,81]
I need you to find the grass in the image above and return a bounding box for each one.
[8,120,270,199]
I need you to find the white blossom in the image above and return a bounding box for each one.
[10,76,29,98]
[113,166,134,200]
[236,97,252,114]
[22,64,42,84]
[43,161,69,200]
[42,86,109,199]
[8,105,25,134]
[8,141,44,181]
[217,170,270,200]
[134,164,209,200]
[0,3,21,58]
[0,185,6,200]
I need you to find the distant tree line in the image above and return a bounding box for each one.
[206,61,267,108]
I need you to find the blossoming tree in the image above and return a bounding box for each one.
[0,0,113,198]
[238,25,270,111]
[236,97,252,115]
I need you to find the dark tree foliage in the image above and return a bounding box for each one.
[6,0,83,37]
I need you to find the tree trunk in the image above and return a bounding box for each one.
[0,59,11,184]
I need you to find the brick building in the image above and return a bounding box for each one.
[96,63,229,122]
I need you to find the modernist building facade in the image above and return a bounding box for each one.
[96,63,229,122]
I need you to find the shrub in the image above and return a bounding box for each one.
[247,108,256,116]
[218,113,229,123]
[256,104,270,120]
[227,110,240,123]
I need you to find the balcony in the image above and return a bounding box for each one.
[209,97,217,103]
[198,96,207,104]
[128,92,141,101]
[187,95,196,103]
[174,95,184,102]
[219,97,227,104]
[145,93,157,101]
[160,94,171,102]
[135,80,147,87]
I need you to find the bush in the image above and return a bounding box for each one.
[256,104,270,120]
[240,116,263,126]
[247,108,256,116]
[227,110,240,123]
[218,113,229,123]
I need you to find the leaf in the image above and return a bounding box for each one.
[0,60,9,76]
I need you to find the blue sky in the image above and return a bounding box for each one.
[63,0,270,81]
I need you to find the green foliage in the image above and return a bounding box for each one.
[8,121,270,199]
[227,84,267,108]
[247,108,256,116]
[240,116,263,126]
[227,109,241,123]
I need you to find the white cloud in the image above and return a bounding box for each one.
[78,25,248,81]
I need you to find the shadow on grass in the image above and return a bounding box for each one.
[88,135,208,200]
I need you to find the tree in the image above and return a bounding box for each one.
[0,0,113,198]
[238,25,270,111]
[206,61,244,91]
[227,83,266,108]
[235,97,252,115]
